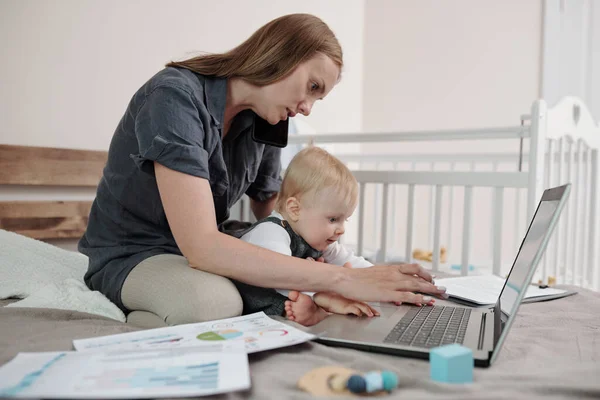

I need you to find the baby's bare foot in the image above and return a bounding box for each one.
[284,291,328,326]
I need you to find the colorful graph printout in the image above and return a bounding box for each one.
[73,312,315,354]
[197,329,244,341]
[0,348,249,398]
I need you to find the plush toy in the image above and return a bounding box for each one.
[538,276,557,287]
[412,247,447,263]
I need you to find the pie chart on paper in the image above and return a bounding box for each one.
[197,329,244,341]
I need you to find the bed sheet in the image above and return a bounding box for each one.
[2,285,599,399]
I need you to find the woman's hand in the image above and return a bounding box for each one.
[334,263,447,306]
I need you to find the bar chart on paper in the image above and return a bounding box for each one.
[73,362,220,391]
[0,349,250,399]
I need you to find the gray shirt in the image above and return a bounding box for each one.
[79,67,283,312]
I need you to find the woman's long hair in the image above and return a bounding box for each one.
[166,14,343,85]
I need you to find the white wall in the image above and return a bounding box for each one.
[0,0,365,250]
[542,0,600,121]
[362,0,542,133]
[0,0,365,151]
[0,1,548,262]
[357,1,543,268]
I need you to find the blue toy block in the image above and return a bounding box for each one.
[429,344,474,384]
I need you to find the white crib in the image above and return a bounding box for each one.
[235,97,600,291]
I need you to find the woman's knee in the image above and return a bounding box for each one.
[122,254,243,325]
[195,275,243,319]
[166,272,243,325]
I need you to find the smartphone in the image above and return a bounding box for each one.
[252,115,289,148]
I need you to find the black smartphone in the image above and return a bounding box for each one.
[252,115,289,148]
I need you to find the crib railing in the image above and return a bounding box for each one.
[336,153,527,261]
[286,126,526,143]
[542,98,600,290]
[331,150,596,281]
[351,170,528,275]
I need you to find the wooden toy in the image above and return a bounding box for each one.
[297,366,398,397]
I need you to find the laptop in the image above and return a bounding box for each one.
[309,184,571,367]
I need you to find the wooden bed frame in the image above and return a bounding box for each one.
[0,144,107,240]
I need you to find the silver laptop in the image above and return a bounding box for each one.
[309,184,571,367]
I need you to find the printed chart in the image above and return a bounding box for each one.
[73,312,314,354]
[0,349,249,398]
[197,329,244,341]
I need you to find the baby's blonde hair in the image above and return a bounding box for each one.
[275,146,358,211]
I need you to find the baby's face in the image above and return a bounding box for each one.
[295,188,357,252]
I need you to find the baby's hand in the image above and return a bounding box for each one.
[335,298,380,317]
[313,292,380,318]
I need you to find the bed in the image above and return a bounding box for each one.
[2,288,599,399]
[2,97,600,398]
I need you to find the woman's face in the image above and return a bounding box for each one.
[253,53,340,124]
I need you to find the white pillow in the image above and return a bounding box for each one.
[0,229,125,322]
[0,229,88,298]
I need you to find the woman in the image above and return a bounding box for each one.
[79,13,447,328]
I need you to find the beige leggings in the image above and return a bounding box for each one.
[121,254,243,328]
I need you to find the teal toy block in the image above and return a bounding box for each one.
[429,344,474,384]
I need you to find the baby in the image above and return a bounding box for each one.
[240,146,381,326]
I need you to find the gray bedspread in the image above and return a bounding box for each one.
[1,286,599,400]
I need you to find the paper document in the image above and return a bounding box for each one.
[74,312,315,353]
[0,348,249,399]
[435,275,570,305]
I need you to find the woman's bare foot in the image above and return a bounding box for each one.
[284,291,328,326]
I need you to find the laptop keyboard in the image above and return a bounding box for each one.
[383,306,471,348]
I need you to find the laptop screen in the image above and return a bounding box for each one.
[490,184,570,364]
[498,199,561,316]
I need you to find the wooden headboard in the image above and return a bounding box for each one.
[0,144,108,239]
